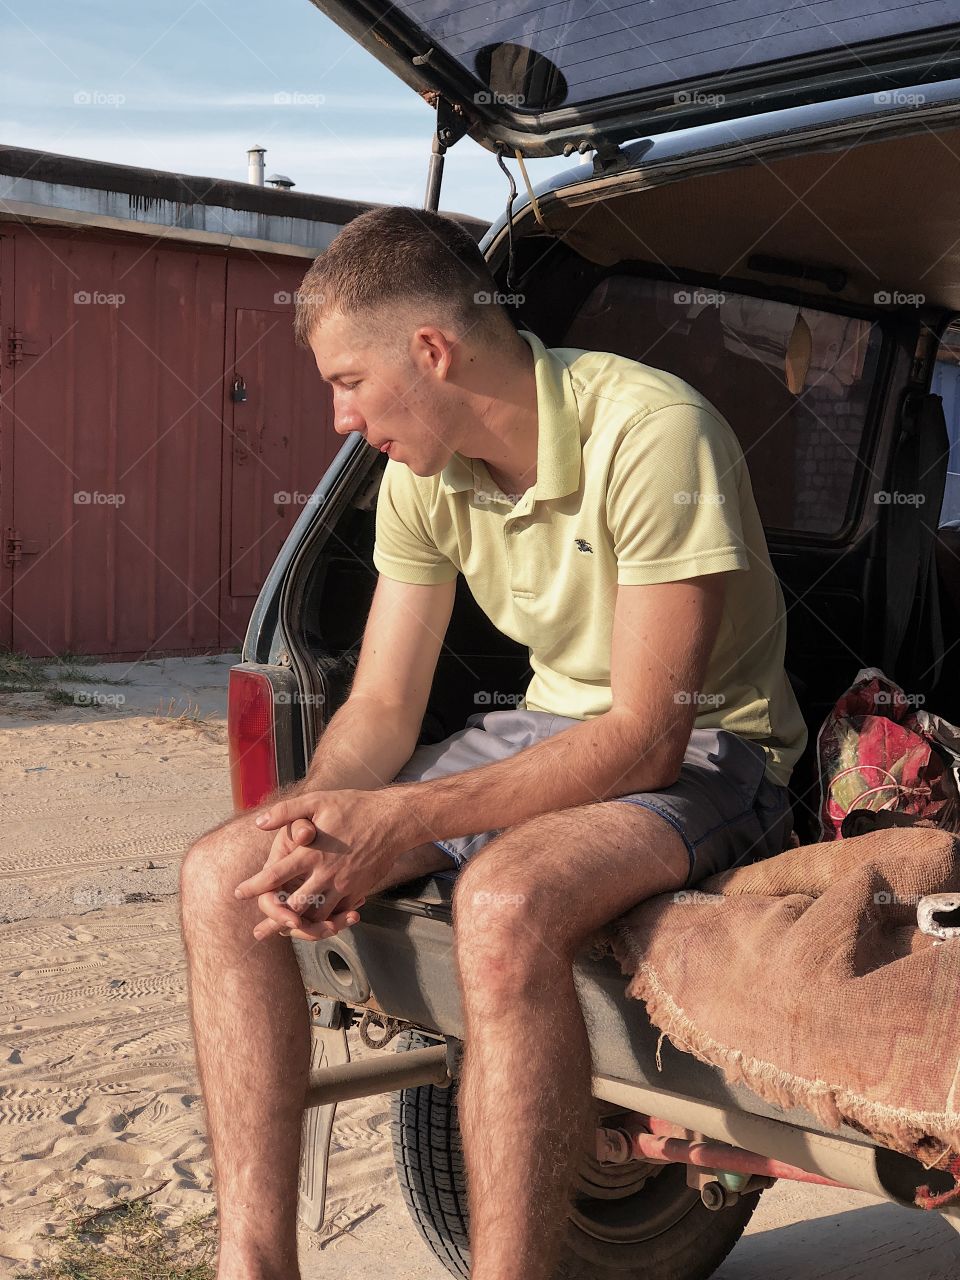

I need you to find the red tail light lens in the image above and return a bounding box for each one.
[228,667,279,810]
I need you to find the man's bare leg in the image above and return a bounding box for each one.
[178,816,450,1280]
[451,802,690,1280]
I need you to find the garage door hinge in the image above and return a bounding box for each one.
[4,530,41,566]
[5,328,40,365]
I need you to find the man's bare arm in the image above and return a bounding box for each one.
[293,694,423,794]
[280,573,456,798]
[241,574,455,939]
[383,573,729,846]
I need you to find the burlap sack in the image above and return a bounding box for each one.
[605,826,960,1194]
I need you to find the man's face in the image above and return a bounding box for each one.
[308,310,460,476]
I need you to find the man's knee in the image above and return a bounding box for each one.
[180,812,270,912]
[452,854,573,997]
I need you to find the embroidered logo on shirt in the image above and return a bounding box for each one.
[574,538,593,554]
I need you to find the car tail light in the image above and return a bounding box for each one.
[228,667,279,810]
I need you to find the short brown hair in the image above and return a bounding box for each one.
[293,204,511,351]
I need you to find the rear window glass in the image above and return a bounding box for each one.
[398,1,960,111]
[934,325,960,526]
[561,275,882,536]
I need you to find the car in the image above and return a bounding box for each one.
[227,4,960,1275]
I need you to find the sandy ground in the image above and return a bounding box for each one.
[1,656,959,1278]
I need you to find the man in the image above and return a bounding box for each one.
[179,205,808,1280]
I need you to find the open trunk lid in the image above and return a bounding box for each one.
[308,0,960,157]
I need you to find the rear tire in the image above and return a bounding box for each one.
[390,1031,761,1280]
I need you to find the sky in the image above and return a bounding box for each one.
[0,0,588,225]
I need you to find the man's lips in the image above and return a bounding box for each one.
[363,435,395,453]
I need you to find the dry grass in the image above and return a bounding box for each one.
[17,1196,216,1280]
[0,650,130,709]
[151,699,226,744]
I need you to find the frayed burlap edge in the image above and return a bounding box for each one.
[608,921,960,1172]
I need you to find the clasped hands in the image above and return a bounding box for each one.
[233,786,417,943]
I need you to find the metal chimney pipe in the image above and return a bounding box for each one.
[247,146,266,186]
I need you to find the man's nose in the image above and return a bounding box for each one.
[333,406,365,436]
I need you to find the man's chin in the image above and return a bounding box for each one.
[403,454,445,479]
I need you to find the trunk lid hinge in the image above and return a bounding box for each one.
[423,93,472,210]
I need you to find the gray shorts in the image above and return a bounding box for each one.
[391,708,794,887]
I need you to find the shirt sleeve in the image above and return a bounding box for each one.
[605,403,750,586]
[372,459,459,585]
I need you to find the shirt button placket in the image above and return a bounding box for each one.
[506,499,534,596]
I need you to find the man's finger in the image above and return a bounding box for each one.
[289,818,317,845]
[255,889,303,931]
[253,906,361,943]
[234,849,313,899]
[286,908,361,941]
[254,795,320,831]
[325,893,366,919]
[283,877,333,919]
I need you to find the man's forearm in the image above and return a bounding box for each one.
[294,695,419,795]
[394,707,686,848]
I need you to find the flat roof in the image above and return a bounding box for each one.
[0,144,489,257]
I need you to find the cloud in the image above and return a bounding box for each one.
[0,73,431,116]
[0,0,582,221]
[0,119,551,218]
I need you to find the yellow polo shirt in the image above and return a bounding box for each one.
[372,329,807,788]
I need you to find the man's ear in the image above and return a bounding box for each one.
[411,324,456,381]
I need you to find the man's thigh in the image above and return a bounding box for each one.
[394,715,792,889]
[454,801,690,948]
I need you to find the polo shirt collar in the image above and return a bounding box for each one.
[439,329,582,503]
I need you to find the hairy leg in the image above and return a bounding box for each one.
[452,803,689,1280]
[180,814,308,1279]
[179,817,449,1279]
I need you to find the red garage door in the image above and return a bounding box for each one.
[0,225,332,658]
[220,259,337,645]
